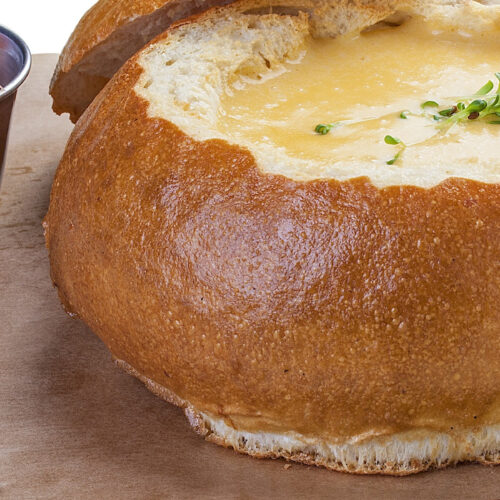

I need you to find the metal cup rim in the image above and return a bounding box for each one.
[0,25,31,100]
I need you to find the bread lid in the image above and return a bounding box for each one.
[50,0,235,122]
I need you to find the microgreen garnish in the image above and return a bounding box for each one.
[438,106,457,117]
[314,123,341,135]
[384,135,406,165]
[421,101,439,109]
[468,99,488,112]
[432,73,500,129]
[476,80,494,95]
[386,152,402,165]
[315,124,332,135]
[384,135,401,145]
[314,73,500,166]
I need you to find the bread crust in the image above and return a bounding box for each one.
[44,0,500,474]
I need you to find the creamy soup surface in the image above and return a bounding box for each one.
[217,17,500,178]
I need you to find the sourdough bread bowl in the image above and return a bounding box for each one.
[45,0,500,474]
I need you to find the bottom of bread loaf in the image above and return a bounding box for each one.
[114,359,499,475]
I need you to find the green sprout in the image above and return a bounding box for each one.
[428,73,500,129]
[384,135,406,165]
[314,123,341,135]
[421,100,440,109]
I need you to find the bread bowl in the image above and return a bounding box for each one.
[44,0,500,474]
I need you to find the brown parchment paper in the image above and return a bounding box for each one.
[0,55,498,500]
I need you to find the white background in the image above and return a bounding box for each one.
[3,1,97,54]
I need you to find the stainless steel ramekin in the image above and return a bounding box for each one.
[0,25,31,186]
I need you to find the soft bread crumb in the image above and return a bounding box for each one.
[137,11,310,125]
[197,409,500,475]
